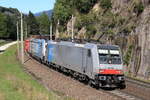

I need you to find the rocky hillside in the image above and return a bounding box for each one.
[53,0,150,79]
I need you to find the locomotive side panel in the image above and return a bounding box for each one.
[47,43,55,62]
[85,49,94,78]
[47,42,64,66]
[30,39,38,57]
[57,44,84,73]
[53,44,63,65]
[37,40,42,58]
[46,42,94,75]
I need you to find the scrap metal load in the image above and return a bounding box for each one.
[25,38,126,89]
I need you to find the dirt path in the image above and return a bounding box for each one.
[0,41,17,54]
[22,53,123,100]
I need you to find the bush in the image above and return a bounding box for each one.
[75,0,98,13]
[100,0,112,10]
[75,14,94,30]
[122,23,136,34]
[124,45,134,65]
[86,25,97,38]
[53,0,73,26]
[134,2,144,15]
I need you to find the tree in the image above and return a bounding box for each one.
[75,0,97,13]
[100,0,112,10]
[0,13,8,38]
[53,0,72,25]
[7,15,17,40]
[37,13,50,34]
[27,11,39,35]
[134,2,144,15]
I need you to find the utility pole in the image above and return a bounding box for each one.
[17,21,19,56]
[72,15,74,42]
[55,20,59,40]
[21,12,24,64]
[50,23,52,41]
[26,24,28,39]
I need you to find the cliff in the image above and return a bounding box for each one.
[53,0,150,79]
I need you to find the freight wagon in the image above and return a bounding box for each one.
[25,40,30,52]
[29,39,46,61]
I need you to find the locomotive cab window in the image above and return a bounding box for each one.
[98,49,122,64]
[88,49,91,57]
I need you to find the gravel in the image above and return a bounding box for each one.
[22,54,123,100]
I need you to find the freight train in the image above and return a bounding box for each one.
[25,38,126,89]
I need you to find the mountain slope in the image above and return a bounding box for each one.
[34,10,53,17]
[52,0,150,79]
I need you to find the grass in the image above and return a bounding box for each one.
[0,45,63,100]
[125,74,150,83]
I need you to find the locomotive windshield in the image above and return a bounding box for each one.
[98,46,122,64]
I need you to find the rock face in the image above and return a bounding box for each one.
[56,0,150,79]
[105,0,150,78]
[134,6,150,77]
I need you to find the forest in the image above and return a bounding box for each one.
[0,6,51,40]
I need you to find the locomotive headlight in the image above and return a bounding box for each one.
[99,76,106,80]
[117,70,121,73]
[99,70,104,73]
[118,76,125,80]
[116,70,123,74]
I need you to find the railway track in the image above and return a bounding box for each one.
[102,77,150,100]
[108,90,143,100]
[125,76,150,88]
[107,76,150,100]
[23,53,150,100]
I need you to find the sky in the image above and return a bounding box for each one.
[0,0,56,13]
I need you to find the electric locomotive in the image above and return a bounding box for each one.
[27,39,126,89]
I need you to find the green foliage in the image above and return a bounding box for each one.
[96,11,116,34]
[122,23,136,34]
[75,14,94,30]
[134,2,144,15]
[0,45,62,100]
[100,0,112,10]
[74,0,98,13]
[53,0,98,29]
[0,7,20,16]
[86,25,97,38]
[53,0,73,25]
[27,11,39,35]
[37,13,50,34]
[0,13,8,38]
[124,45,134,65]
[105,29,114,35]
[0,13,16,39]
[0,6,20,40]
[7,15,17,39]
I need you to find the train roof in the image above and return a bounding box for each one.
[30,38,120,50]
[48,41,119,49]
[97,44,119,50]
